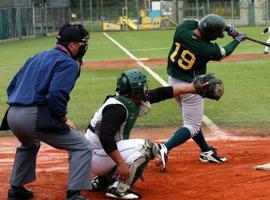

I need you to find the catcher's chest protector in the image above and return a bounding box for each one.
[115,96,139,139]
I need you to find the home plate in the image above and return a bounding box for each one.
[255,163,270,171]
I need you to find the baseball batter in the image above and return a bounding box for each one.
[261,26,270,54]
[161,14,246,169]
[84,69,210,199]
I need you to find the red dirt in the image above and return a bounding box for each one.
[82,53,270,69]
[1,128,270,200]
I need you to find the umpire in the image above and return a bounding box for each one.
[2,24,92,200]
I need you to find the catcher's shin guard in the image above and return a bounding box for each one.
[90,167,117,191]
[114,155,149,186]
[91,176,109,191]
[112,140,155,187]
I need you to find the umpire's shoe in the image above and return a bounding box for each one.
[8,186,34,200]
[199,146,227,163]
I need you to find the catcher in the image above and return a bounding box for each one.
[84,69,222,199]
[159,13,246,171]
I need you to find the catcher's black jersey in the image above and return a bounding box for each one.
[167,20,223,82]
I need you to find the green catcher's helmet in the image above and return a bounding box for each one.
[198,14,225,41]
[116,69,148,101]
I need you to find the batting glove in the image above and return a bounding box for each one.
[235,33,247,43]
[225,24,239,38]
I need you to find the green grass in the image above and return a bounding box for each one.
[105,30,173,58]
[206,59,270,128]
[1,26,270,132]
[1,26,267,66]
[0,37,55,67]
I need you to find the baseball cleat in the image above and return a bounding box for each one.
[199,147,227,163]
[106,187,142,199]
[154,143,168,172]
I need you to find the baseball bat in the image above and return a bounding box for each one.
[246,36,270,47]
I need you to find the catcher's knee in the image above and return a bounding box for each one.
[126,139,160,185]
[129,157,149,185]
[112,140,156,186]
[143,139,156,159]
[114,153,150,186]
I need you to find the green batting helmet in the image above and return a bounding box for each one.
[198,14,225,41]
[116,69,148,101]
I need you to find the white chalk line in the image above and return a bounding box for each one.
[103,32,227,138]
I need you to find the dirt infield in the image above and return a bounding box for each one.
[82,53,270,69]
[1,128,270,200]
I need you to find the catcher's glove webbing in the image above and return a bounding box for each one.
[193,74,224,100]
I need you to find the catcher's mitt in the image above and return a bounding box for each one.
[193,74,224,100]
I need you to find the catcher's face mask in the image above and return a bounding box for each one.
[116,69,149,101]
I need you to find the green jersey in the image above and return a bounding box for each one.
[167,20,223,82]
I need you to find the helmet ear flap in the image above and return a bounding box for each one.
[116,73,130,95]
[198,14,225,41]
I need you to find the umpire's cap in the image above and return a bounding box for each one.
[198,14,225,41]
[57,24,89,45]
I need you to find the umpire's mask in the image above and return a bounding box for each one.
[57,24,90,63]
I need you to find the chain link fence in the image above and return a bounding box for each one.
[177,0,270,26]
[1,0,270,40]
[0,0,70,39]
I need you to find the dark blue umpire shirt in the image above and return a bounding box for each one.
[7,45,80,120]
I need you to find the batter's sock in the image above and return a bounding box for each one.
[165,127,191,151]
[192,129,211,152]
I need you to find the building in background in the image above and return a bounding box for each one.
[177,0,270,26]
[1,0,270,40]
